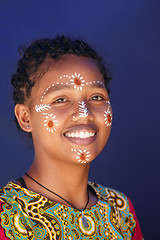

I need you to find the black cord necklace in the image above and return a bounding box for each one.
[25,172,90,228]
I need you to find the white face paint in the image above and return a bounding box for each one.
[43,113,58,133]
[104,101,112,126]
[35,72,106,134]
[71,148,90,163]
[35,103,58,133]
[39,73,105,102]
[78,101,89,118]
[70,72,85,91]
[35,104,51,112]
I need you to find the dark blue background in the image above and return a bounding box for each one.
[0,0,159,238]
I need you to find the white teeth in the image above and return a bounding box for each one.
[90,133,95,136]
[65,131,95,139]
[71,132,75,138]
[79,132,85,138]
[75,132,79,137]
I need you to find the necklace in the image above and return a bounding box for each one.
[25,172,90,228]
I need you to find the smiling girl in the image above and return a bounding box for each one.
[0,36,143,239]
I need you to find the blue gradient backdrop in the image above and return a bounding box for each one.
[0,0,159,239]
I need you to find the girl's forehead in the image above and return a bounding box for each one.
[39,56,104,88]
[30,55,106,101]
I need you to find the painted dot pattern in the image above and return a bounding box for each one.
[40,73,105,102]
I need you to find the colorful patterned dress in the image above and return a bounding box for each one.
[0,181,143,239]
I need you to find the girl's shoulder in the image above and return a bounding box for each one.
[0,181,39,208]
[89,181,144,240]
[88,181,129,206]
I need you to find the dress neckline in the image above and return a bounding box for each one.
[10,180,101,211]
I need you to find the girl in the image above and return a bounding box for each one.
[0,36,143,239]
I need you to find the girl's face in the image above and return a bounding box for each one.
[29,55,112,165]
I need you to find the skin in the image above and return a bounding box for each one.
[14,55,112,210]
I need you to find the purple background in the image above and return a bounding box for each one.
[0,0,159,238]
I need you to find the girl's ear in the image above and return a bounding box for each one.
[14,104,32,132]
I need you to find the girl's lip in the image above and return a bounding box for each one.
[64,134,96,145]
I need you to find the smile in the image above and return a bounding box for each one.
[65,131,95,139]
[63,124,97,145]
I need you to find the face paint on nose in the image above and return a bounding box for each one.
[78,101,89,118]
[71,148,90,163]
[104,101,113,127]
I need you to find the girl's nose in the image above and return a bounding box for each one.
[72,101,94,122]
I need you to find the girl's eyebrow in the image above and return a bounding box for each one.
[42,82,106,98]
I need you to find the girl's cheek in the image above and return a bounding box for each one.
[35,104,60,133]
[103,101,113,127]
[42,113,58,133]
[92,101,113,127]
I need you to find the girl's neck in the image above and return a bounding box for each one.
[22,156,94,209]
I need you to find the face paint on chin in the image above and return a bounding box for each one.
[71,148,91,164]
[104,101,113,127]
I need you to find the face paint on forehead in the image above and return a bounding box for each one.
[79,101,89,118]
[39,72,105,103]
[69,73,85,91]
[71,148,90,164]
[104,101,113,127]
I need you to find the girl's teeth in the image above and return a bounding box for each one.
[80,132,85,138]
[71,132,74,138]
[65,132,95,139]
[85,132,90,138]
[75,132,79,137]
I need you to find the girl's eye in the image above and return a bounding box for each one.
[54,98,67,103]
[90,95,104,101]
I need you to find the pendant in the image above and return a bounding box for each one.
[82,212,89,228]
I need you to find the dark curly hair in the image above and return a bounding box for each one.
[11,35,112,134]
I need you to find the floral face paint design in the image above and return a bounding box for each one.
[43,113,58,133]
[35,73,106,134]
[71,148,90,163]
[70,73,85,91]
[78,101,89,118]
[39,73,105,102]
[35,103,58,133]
[104,101,113,127]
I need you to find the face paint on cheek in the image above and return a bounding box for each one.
[70,73,85,91]
[35,104,51,112]
[71,148,91,164]
[104,101,113,127]
[79,101,89,117]
[43,113,58,133]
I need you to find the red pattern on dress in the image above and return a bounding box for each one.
[128,197,143,240]
[0,200,10,240]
